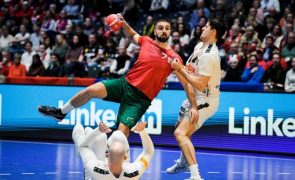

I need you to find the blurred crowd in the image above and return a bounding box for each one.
[0,0,294,92]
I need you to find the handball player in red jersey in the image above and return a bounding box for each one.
[38,14,183,137]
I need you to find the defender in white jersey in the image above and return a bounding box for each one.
[166,18,227,180]
[73,122,154,180]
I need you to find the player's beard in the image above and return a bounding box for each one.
[156,34,169,42]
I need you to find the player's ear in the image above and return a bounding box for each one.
[124,156,127,160]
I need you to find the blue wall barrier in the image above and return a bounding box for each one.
[0,84,294,154]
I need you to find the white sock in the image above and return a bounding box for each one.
[179,152,187,165]
[61,101,75,114]
[189,164,201,178]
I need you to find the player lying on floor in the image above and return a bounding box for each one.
[72,122,154,180]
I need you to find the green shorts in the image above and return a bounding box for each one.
[101,77,151,128]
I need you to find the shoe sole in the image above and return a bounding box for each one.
[166,169,189,174]
[38,107,63,122]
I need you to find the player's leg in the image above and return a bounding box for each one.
[174,117,203,180]
[38,82,108,121]
[38,78,124,121]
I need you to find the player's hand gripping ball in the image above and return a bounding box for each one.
[105,14,123,32]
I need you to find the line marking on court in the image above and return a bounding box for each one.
[68,171,82,174]
[255,172,266,175]
[0,173,11,175]
[277,173,290,175]
[231,172,243,174]
[21,173,35,175]
[208,172,220,174]
[45,172,57,174]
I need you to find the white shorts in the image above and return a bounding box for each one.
[178,97,219,130]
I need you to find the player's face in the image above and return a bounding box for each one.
[200,22,215,41]
[154,22,171,42]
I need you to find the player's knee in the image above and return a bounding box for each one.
[85,83,107,98]
[174,129,186,143]
[118,123,130,137]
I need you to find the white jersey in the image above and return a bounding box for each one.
[185,42,221,99]
[89,159,147,180]
[178,42,221,129]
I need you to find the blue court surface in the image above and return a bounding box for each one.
[0,140,294,180]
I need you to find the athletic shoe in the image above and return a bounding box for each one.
[166,159,189,173]
[38,106,66,121]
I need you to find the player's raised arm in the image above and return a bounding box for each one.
[132,122,154,174]
[117,14,140,46]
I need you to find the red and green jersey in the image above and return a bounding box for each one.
[126,36,183,100]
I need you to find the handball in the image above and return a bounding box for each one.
[105,14,123,32]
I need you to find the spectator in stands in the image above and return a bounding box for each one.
[104,38,118,61]
[21,41,36,71]
[189,0,210,31]
[0,50,12,76]
[8,54,27,77]
[262,25,283,49]
[281,31,295,67]
[81,34,100,67]
[0,26,14,51]
[31,6,45,25]
[121,0,139,27]
[224,42,243,70]
[37,44,51,69]
[75,24,88,45]
[63,24,74,45]
[173,44,186,64]
[248,7,263,25]
[223,24,242,53]
[245,49,268,70]
[241,54,264,83]
[64,35,84,77]
[177,23,190,48]
[45,53,65,77]
[98,0,122,17]
[210,0,228,18]
[222,56,242,82]
[30,23,41,51]
[250,0,264,23]
[149,0,169,13]
[188,25,202,54]
[52,34,69,64]
[41,11,56,33]
[260,0,280,17]
[55,10,72,34]
[142,15,154,37]
[109,46,131,78]
[8,38,24,57]
[83,17,95,36]
[284,57,295,92]
[62,0,81,23]
[239,26,261,54]
[280,12,295,34]
[27,54,45,76]
[44,37,53,55]
[168,31,181,49]
[262,35,278,62]
[14,24,30,47]
[263,51,286,91]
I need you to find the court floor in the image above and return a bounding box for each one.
[0,140,294,180]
